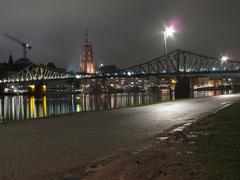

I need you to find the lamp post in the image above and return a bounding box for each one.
[163,27,175,56]
[220,56,229,94]
[163,26,175,73]
[163,26,176,100]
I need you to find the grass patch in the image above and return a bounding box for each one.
[196,102,240,180]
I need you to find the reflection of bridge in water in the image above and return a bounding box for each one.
[1,49,240,98]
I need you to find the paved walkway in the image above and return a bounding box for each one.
[0,94,240,179]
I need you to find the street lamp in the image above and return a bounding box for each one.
[221,56,229,62]
[163,26,175,58]
[220,55,229,94]
[163,26,176,100]
[163,26,176,73]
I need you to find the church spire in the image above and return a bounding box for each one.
[80,30,96,73]
[84,28,89,43]
[85,28,88,38]
[8,51,14,65]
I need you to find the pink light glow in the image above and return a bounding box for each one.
[169,18,183,32]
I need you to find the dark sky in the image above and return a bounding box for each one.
[0,0,240,72]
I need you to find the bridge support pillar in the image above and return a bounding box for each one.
[175,77,191,99]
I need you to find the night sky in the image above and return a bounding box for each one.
[0,0,240,72]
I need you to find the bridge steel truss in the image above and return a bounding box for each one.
[1,49,240,84]
[0,65,75,84]
[120,49,240,76]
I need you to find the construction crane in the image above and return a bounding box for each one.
[4,33,32,59]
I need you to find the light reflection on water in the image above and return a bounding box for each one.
[0,90,233,121]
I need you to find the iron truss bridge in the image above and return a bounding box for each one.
[120,49,240,76]
[0,65,94,84]
[2,49,240,84]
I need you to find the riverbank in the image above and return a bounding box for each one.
[1,95,240,179]
[64,101,240,180]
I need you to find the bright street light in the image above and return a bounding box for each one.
[220,55,229,94]
[163,26,176,57]
[163,26,176,72]
[221,56,229,62]
[164,26,175,37]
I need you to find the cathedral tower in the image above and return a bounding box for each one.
[80,30,96,73]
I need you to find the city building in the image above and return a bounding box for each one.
[97,64,119,75]
[80,30,96,73]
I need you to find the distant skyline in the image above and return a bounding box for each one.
[1,0,240,72]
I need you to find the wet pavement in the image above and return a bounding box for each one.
[0,94,240,179]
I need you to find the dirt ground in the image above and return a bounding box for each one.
[59,116,215,180]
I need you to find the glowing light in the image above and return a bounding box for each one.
[76,74,81,79]
[221,56,229,62]
[29,84,35,90]
[43,96,47,117]
[171,79,177,85]
[164,26,175,37]
[30,96,36,118]
[42,85,47,91]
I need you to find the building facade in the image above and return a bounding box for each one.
[80,31,96,73]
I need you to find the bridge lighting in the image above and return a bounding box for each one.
[29,84,35,90]
[128,72,132,76]
[221,56,229,62]
[76,74,81,79]
[42,85,47,91]
[171,79,177,85]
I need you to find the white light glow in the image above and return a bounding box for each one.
[221,56,229,62]
[164,26,175,37]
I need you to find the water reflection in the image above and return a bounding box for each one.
[0,90,233,122]
[193,90,233,98]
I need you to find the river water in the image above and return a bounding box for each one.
[0,90,233,122]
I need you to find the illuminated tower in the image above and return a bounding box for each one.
[80,30,96,73]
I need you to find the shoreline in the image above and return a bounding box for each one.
[0,93,231,125]
[1,95,240,179]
